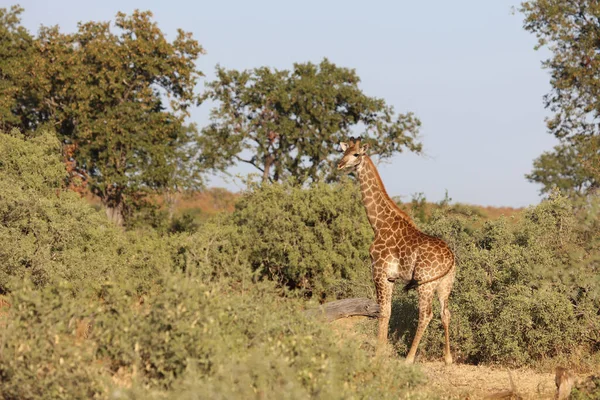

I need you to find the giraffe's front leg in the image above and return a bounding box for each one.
[373,272,394,350]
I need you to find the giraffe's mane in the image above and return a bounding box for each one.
[364,156,416,227]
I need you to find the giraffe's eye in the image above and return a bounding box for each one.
[353,153,360,157]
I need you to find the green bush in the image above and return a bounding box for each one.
[2,126,600,388]
[231,180,374,300]
[0,275,422,399]
[390,193,600,367]
[0,130,423,398]
[0,130,174,294]
[0,282,109,399]
[206,179,599,367]
[572,375,600,399]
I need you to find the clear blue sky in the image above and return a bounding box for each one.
[15,0,556,207]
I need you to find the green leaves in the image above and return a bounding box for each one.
[526,137,600,196]
[391,192,600,366]
[521,0,600,196]
[199,58,422,184]
[0,132,422,397]
[0,8,205,223]
[0,6,36,130]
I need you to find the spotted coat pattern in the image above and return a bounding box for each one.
[338,138,456,365]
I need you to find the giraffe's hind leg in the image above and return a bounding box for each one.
[405,283,435,364]
[437,264,456,365]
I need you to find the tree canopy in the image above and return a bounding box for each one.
[199,59,422,184]
[0,6,36,131]
[525,139,599,196]
[0,7,205,223]
[521,0,600,196]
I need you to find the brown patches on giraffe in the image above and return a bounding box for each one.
[338,137,456,365]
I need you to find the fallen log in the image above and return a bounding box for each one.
[305,297,380,322]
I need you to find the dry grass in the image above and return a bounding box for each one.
[82,187,523,224]
[478,205,522,221]
[171,188,238,216]
[81,188,239,223]
[421,361,555,399]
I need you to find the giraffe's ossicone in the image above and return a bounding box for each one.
[338,137,456,365]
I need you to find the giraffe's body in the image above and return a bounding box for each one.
[338,138,455,364]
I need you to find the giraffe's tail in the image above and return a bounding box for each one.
[403,279,419,292]
[404,261,456,292]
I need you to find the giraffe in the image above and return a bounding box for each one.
[337,137,456,365]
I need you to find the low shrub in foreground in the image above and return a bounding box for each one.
[0,275,422,399]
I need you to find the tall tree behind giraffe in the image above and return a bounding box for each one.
[337,137,456,365]
[199,59,422,185]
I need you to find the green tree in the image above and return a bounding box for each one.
[0,6,36,130]
[526,139,599,196]
[0,8,205,224]
[199,59,421,184]
[521,0,600,196]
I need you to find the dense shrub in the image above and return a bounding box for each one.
[390,193,600,367]
[227,178,599,366]
[572,375,600,399]
[0,129,423,399]
[0,274,422,399]
[0,130,174,294]
[203,178,599,367]
[172,215,253,282]
[231,180,374,300]
[2,127,600,389]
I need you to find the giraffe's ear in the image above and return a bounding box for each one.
[340,142,349,152]
[361,143,370,154]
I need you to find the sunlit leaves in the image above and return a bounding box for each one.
[199,59,422,185]
[0,8,205,221]
[521,0,600,195]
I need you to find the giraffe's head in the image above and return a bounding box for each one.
[337,137,369,171]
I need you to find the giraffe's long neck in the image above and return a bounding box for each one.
[356,156,415,234]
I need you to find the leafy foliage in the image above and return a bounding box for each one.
[0,7,205,223]
[199,59,421,184]
[186,178,600,367]
[0,275,423,399]
[521,1,600,195]
[0,129,173,294]
[4,128,599,372]
[390,192,600,366]
[0,131,423,398]
[0,6,35,131]
[525,141,598,196]
[231,179,375,300]
[572,375,600,399]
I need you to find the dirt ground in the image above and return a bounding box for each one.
[330,316,566,399]
[418,361,556,399]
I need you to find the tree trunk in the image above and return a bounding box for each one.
[165,189,178,223]
[305,298,380,322]
[263,153,273,183]
[101,186,125,227]
[105,201,124,227]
